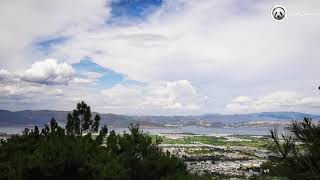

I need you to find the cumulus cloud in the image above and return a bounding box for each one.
[0,59,74,111]
[40,0,320,115]
[19,59,75,85]
[144,80,203,110]
[0,59,75,85]
[100,80,205,114]
[0,68,207,114]
[49,0,320,85]
[226,91,320,113]
[0,0,319,114]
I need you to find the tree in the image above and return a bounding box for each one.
[95,125,108,145]
[290,118,320,176]
[100,125,108,135]
[73,110,80,135]
[0,102,206,179]
[270,127,295,159]
[92,114,101,133]
[33,126,39,135]
[65,101,101,135]
[22,128,30,136]
[106,130,119,154]
[66,113,74,135]
[41,124,50,136]
[267,117,320,179]
[0,122,200,180]
[50,117,58,132]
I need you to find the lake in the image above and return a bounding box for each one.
[0,125,278,136]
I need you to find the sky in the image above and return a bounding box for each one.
[0,0,320,115]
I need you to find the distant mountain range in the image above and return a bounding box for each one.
[0,110,319,128]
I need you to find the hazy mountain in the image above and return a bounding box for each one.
[0,110,319,128]
[0,110,68,126]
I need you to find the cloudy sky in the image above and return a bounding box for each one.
[0,0,320,115]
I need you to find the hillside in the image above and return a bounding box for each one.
[0,110,319,128]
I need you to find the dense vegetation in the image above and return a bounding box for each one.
[1,101,319,179]
[0,102,205,180]
[263,118,320,179]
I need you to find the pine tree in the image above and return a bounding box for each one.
[73,110,81,135]
[34,126,39,135]
[92,114,101,132]
[95,125,108,145]
[66,113,74,135]
[65,101,97,135]
[50,117,58,133]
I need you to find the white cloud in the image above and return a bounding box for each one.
[49,0,320,86]
[0,59,76,111]
[71,78,95,85]
[0,81,65,100]
[0,0,110,70]
[43,0,320,115]
[0,59,75,85]
[0,0,320,114]
[0,84,44,97]
[144,80,202,110]
[226,91,320,113]
[100,80,205,114]
[232,96,251,103]
[70,72,104,85]
[86,72,104,79]
[0,69,206,114]
[20,59,75,85]
[0,69,15,82]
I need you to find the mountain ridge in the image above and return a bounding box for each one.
[0,109,319,128]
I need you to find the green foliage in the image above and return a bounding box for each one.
[92,114,101,133]
[265,117,320,179]
[270,127,295,159]
[0,102,200,180]
[66,101,102,135]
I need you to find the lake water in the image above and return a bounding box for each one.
[113,126,275,136]
[0,125,280,136]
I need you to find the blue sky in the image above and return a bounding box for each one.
[35,36,69,56]
[0,0,319,115]
[33,0,160,89]
[72,59,125,88]
[110,0,162,19]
